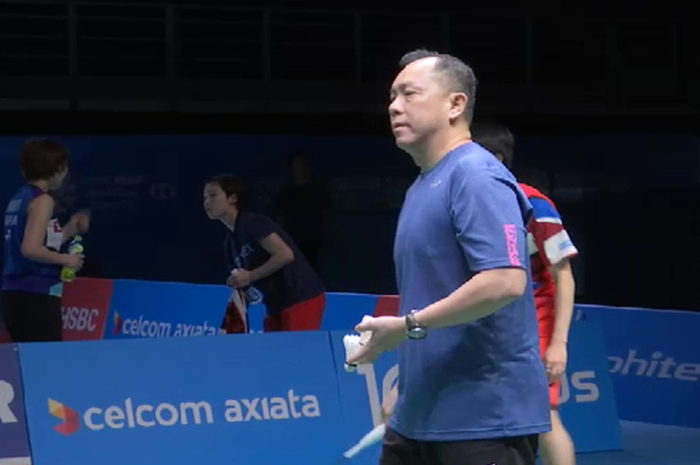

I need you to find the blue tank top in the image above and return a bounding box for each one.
[2,185,64,296]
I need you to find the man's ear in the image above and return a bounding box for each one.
[448,93,468,122]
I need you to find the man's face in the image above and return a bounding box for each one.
[388,57,454,151]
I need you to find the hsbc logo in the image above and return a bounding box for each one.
[62,307,100,332]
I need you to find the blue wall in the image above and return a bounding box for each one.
[1,133,699,305]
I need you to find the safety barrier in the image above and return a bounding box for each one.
[0,345,31,465]
[3,325,618,465]
[578,305,700,429]
[3,276,697,463]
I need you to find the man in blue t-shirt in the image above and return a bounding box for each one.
[348,49,551,465]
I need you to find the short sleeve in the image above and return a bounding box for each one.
[528,197,578,268]
[450,167,532,272]
[243,214,277,243]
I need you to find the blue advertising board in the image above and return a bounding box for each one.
[330,319,621,459]
[104,280,230,339]
[330,331,398,464]
[247,292,382,333]
[558,320,622,452]
[579,304,700,428]
[322,293,380,331]
[0,345,32,465]
[18,332,346,465]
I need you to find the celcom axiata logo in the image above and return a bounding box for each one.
[112,311,221,337]
[48,390,321,436]
[49,399,80,435]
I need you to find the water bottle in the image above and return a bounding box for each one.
[230,269,263,304]
[60,236,84,283]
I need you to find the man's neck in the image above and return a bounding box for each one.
[412,128,472,173]
[221,209,238,231]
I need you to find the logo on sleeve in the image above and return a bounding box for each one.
[504,224,521,266]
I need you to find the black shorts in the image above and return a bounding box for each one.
[380,426,539,465]
[1,290,63,342]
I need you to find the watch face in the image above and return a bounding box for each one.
[408,328,427,339]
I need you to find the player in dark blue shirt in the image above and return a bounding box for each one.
[204,174,326,333]
[2,138,89,342]
[348,50,550,465]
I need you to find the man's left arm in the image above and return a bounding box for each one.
[412,268,526,329]
[413,171,529,329]
[349,170,532,362]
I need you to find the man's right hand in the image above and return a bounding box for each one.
[382,386,398,423]
[63,254,84,271]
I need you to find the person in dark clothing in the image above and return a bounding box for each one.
[204,174,326,333]
[275,150,330,272]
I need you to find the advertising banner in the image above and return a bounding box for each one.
[579,304,700,428]
[330,331,398,464]
[0,345,32,465]
[321,293,379,331]
[330,319,622,459]
[559,320,622,452]
[104,280,229,339]
[18,333,346,465]
[61,278,114,341]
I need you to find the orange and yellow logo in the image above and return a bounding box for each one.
[49,399,80,435]
[113,312,123,335]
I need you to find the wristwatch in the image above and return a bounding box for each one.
[405,310,428,340]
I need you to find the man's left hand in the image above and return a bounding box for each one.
[544,341,567,383]
[347,316,406,365]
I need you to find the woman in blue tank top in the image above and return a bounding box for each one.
[1,138,90,342]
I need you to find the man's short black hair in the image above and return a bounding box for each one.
[471,120,515,168]
[398,49,478,121]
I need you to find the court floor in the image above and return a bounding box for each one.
[576,421,700,465]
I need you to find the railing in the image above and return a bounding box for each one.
[0,1,696,114]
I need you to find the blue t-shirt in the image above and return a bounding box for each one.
[223,212,325,314]
[390,142,551,441]
[2,185,64,296]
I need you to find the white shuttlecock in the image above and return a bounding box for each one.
[343,316,374,372]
